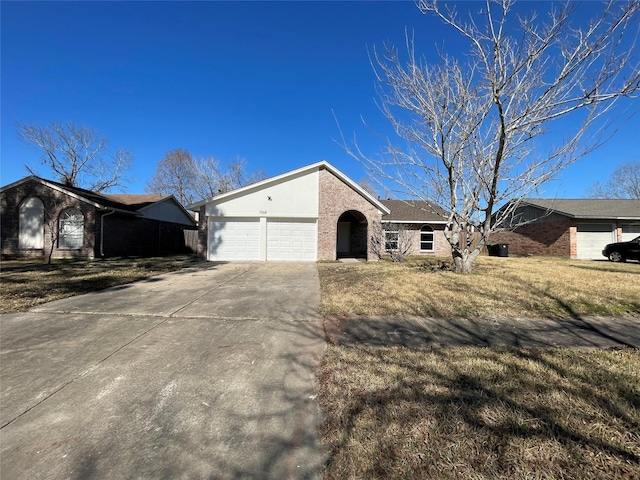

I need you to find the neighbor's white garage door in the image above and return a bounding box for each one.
[267,219,317,261]
[576,224,615,260]
[622,225,640,242]
[209,218,260,261]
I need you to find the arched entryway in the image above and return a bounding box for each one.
[336,210,368,259]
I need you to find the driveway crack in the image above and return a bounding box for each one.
[0,316,170,430]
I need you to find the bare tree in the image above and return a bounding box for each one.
[370,221,414,262]
[44,204,60,265]
[341,0,640,273]
[146,149,198,205]
[587,160,640,199]
[192,156,265,200]
[18,122,133,192]
[358,178,379,198]
[147,150,266,205]
[370,221,387,260]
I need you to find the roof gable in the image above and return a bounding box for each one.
[1,176,136,213]
[1,176,195,224]
[187,161,390,214]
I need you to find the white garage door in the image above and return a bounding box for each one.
[576,224,615,260]
[209,218,260,261]
[622,225,640,242]
[267,219,317,261]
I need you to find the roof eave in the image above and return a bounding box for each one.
[382,219,449,224]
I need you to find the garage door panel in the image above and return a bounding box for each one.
[622,225,640,242]
[209,218,260,261]
[576,224,615,260]
[267,220,316,261]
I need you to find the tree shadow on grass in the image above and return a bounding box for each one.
[318,344,640,479]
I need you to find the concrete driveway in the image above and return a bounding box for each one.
[1,262,326,479]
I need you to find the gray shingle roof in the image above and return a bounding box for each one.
[521,198,640,219]
[381,200,448,223]
[1,176,177,215]
[102,193,172,210]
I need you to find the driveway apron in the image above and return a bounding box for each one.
[1,262,326,480]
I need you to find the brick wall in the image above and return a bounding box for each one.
[1,179,196,260]
[196,205,208,259]
[489,219,573,257]
[403,225,452,257]
[317,167,383,260]
[1,179,98,259]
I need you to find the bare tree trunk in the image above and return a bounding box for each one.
[446,219,483,274]
[45,208,59,265]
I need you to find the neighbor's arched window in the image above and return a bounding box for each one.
[18,197,44,249]
[59,208,84,248]
[420,225,434,252]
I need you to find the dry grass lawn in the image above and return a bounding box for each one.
[318,255,640,479]
[319,256,640,318]
[318,345,640,479]
[0,255,202,313]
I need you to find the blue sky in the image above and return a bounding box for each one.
[1,1,638,200]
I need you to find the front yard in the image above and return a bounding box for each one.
[319,255,640,318]
[0,255,202,313]
[1,254,638,478]
[317,256,640,479]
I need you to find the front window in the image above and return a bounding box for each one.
[385,227,399,251]
[59,208,84,248]
[420,225,434,251]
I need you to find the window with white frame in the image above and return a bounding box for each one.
[420,225,434,251]
[59,208,84,248]
[384,227,399,251]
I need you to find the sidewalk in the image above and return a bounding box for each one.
[324,315,640,349]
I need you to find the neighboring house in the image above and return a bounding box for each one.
[187,161,455,262]
[380,200,452,257]
[1,176,197,259]
[490,198,640,260]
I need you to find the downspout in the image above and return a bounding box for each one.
[100,210,115,257]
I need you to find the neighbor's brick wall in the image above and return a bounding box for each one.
[489,219,573,257]
[318,167,383,260]
[1,178,98,259]
[1,178,196,260]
